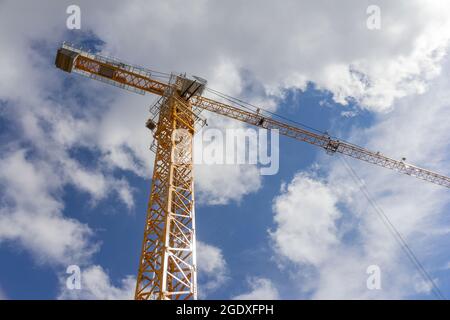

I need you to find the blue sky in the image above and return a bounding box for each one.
[1,1,450,300]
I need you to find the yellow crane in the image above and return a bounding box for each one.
[55,42,450,300]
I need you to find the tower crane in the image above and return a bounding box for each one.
[55,43,450,300]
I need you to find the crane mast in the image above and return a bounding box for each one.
[134,80,201,300]
[54,43,450,300]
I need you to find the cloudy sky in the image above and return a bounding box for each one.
[0,0,449,299]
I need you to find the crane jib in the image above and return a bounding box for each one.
[54,43,450,191]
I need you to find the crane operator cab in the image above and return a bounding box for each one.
[178,75,207,100]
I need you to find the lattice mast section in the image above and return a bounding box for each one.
[135,81,198,300]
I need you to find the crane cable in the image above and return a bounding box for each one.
[204,87,369,150]
[205,87,326,135]
[339,155,446,300]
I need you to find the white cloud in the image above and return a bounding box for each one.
[196,163,261,205]
[271,173,341,266]
[194,112,263,205]
[58,265,135,300]
[233,278,279,300]
[83,0,450,112]
[413,275,438,295]
[0,150,98,265]
[197,241,228,297]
